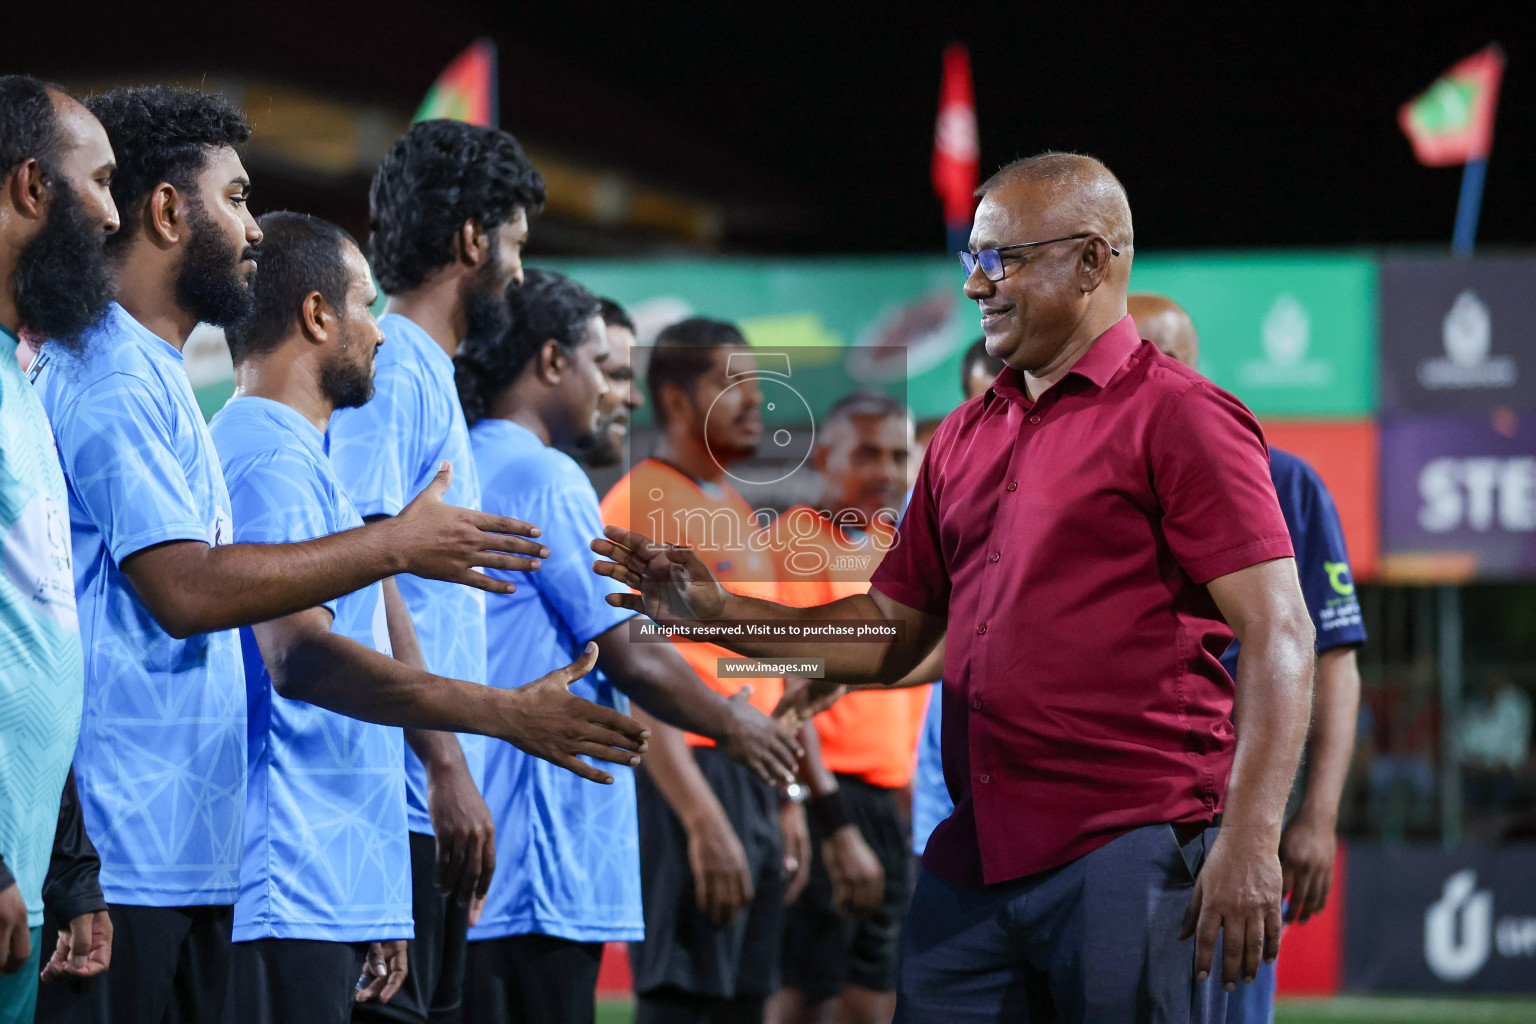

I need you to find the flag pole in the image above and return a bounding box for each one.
[1452,156,1487,258]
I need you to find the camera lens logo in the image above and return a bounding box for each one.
[706,352,815,486]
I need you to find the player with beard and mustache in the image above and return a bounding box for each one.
[210,215,644,1024]
[29,87,590,1024]
[455,273,798,1023]
[573,298,644,470]
[0,74,118,1024]
[327,119,551,1024]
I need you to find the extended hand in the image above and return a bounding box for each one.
[591,525,729,622]
[499,642,650,785]
[1279,812,1337,924]
[394,461,550,594]
[355,940,408,1004]
[39,910,111,982]
[687,814,755,926]
[722,688,802,786]
[1180,829,1283,989]
[424,754,497,905]
[773,676,846,730]
[823,825,884,916]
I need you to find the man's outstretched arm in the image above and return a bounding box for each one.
[124,463,548,638]
[1181,557,1315,991]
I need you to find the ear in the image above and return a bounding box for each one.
[457,218,490,269]
[7,159,50,219]
[538,338,567,384]
[299,290,330,343]
[1078,235,1114,293]
[811,444,831,475]
[657,382,692,429]
[146,183,187,247]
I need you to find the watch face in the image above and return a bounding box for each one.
[707,375,816,486]
[784,782,808,803]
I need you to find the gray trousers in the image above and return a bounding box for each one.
[895,824,1227,1024]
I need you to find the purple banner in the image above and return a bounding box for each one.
[1381,414,1536,579]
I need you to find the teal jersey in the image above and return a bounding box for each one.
[0,331,84,928]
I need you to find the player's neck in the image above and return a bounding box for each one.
[0,255,22,338]
[383,285,464,361]
[232,348,333,434]
[115,259,198,351]
[652,433,725,486]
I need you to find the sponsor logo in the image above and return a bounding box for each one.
[1418,457,1536,533]
[1324,561,1355,596]
[208,508,233,547]
[2,493,78,632]
[1240,294,1333,387]
[1424,870,1536,982]
[1417,290,1517,390]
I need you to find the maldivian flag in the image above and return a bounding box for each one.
[932,43,979,227]
[415,39,499,128]
[1399,44,1504,167]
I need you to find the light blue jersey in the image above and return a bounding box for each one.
[467,418,641,943]
[911,684,952,855]
[0,331,83,929]
[29,304,245,905]
[210,397,412,943]
[329,314,486,834]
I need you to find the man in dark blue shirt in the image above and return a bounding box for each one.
[1131,294,1366,1024]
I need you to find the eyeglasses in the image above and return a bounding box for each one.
[958,234,1122,282]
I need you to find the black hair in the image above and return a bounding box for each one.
[455,268,600,427]
[84,86,249,255]
[0,75,67,179]
[225,211,357,364]
[369,120,546,295]
[824,391,910,431]
[596,297,635,334]
[960,336,1004,393]
[646,317,745,428]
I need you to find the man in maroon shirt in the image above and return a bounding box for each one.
[592,152,1315,1023]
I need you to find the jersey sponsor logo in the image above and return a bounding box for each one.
[2,492,78,632]
[1324,560,1355,596]
[208,508,232,547]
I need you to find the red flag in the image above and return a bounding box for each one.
[1398,45,1504,167]
[932,43,979,227]
[415,39,499,128]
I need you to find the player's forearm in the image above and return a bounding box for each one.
[849,640,945,691]
[797,722,838,797]
[704,592,921,684]
[126,522,407,638]
[599,636,738,741]
[633,707,733,834]
[1225,617,1315,839]
[1294,646,1361,827]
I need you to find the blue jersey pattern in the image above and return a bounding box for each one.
[467,419,641,943]
[29,304,245,905]
[211,397,412,942]
[328,314,487,833]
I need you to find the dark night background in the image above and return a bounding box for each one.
[6,1,1533,255]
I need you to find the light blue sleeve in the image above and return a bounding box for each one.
[226,451,341,617]
[530,478,635,646]
[329,360,427,519]
[56,372,210,564]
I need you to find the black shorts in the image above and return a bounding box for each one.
[35,903,233,1024]
[781,774,915,999]
[630,747,784,1001]
[352,831,468,1024]
[226,938,368,1024]
[462,933,603,1024]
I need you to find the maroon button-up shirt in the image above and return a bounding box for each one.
[870,316,1293,886]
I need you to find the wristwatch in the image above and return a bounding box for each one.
[783,782,809,804]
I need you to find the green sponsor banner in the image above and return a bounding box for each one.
[1129,252,1378,417]
[192,252,1378,421]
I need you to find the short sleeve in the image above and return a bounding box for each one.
[1150,382,1294,584]
[56,373,210,563]
[328,360,425,519]
[1289,465,1368,653]
[225,451,343,617]
[523,477,635,644]
[869,442,950,615]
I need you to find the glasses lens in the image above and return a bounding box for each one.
[979,249,1005,281]
[958,252,978,277]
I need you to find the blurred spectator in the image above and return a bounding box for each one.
[1461,672,1534,841]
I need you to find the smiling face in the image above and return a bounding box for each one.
[585,322,644,467]
[817,411,912,522]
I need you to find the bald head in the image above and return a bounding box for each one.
[1128,293,1198,368]
[977,152,1134,255]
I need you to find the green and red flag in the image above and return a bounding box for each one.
[1398,44,1504,167]
[932,42,979,252]
[414,38,499,128]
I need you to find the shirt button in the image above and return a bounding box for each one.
[979,774,992,784]
[989,551,1001,563]
[976,624,988,635]
[972,699,983,711]
[1005,481,1018,492]
[1028,415,1041,424]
